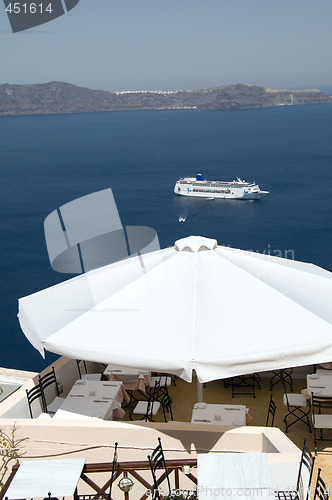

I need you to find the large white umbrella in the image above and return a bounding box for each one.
[18,235,332,384]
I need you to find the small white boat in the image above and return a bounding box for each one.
[174,174,269,200]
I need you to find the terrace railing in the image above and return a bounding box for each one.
[1,458,198,500]
[80,458,198,500]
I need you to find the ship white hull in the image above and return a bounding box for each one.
[174,188,267,200]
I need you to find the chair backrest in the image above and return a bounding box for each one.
[281,378,292,409]
[158,373,172,386]
[109,442,118,499]
[152,378,162,395]
[313,468,330,500]
[76,359,88,379]
[160,392,173,422]
[39,366,60,397]
[296,439,315,500]
[26,384,46,418]
[144,397,159,422]
[312,394,332,421]
[147,437,171,500]
[266,394,277,426]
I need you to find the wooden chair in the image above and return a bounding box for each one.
[266,394,277,426]
[276,439,315,500]
[313,468,330,500]
[148,437,171,500]
[26,383,46,418]
[311,394,332,454]
[282,379,311,433]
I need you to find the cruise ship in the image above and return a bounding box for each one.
[174,174,269,200]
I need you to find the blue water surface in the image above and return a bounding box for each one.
[1,104,332,372]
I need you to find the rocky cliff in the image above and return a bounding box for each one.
[0,82,331,115]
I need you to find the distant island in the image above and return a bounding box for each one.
[0,81,331,116]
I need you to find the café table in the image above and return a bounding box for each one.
[103,364,151,391]
[306,373,332,396]
[53,409,100,420]
[55,380,127,420]
[197,452,299,500]
[198,452,273,500]
[191,403,247,426]
[4,458,85,500]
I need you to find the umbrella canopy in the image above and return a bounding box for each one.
[18,235,332,383]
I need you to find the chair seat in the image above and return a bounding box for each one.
[37,412,52,419]
[276,490,298,500]
[47,396,65,414]
[149,376,171,388]
[312,414,332,428]
[81,374,101,381]
[283,393,308,407]
[132,401,160,416]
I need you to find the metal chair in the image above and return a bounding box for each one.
[282,379,311,433]
[108,441,119,499]
[150,379,173,421]
[76,359,88,379]
[148,437,171,500]
[130,379,173,422]
[231,373,260,398]
[39,366,64,414]
[266,394,277,426]
[151,372,177,386]
[270,368,293,392]
[76,359,101,381]
[129,391,161,422]
[39,366,60,396]
[26,383,46,418]
[42,494,60,500]
[148,373,172,394]
[311,394,332,455]
[159,391,174,422]
[276,439,315,500]
[78,442,119,500]
[313,468,330,500]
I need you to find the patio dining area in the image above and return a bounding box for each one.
[0,406,330,500]
[12,355,332,459]
[9,234,332,497]
[1,356,332,500]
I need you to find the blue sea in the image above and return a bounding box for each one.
[1,104,332,372]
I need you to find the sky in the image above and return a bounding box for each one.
[1,0,332,93]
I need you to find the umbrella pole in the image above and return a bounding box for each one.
[197,380,203,402]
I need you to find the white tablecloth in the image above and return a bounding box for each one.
[5,459,85,499]
[55,380,125,419]
[191,404,247,426]
[307,374,332,396]
[198,453,273,500]
[103,364,151,390]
